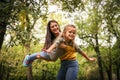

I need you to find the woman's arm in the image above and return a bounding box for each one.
[45,43,56,53]
[59,43,76,52]
[45,36,63,53]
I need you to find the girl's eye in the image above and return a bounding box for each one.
[73,32,75,34]
[69,31,75,34]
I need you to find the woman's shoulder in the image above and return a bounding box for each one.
[56,33,64,41]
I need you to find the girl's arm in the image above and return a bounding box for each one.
[80,51,96,61]
[75,44,96,61]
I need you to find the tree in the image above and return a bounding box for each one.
[103,0,120,79]
[0,0,48,80]
[9,1,48,80]
[0,0,14,50]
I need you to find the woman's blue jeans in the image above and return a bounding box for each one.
[57,60,79,80]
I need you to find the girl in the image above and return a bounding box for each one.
[44,24,96,80]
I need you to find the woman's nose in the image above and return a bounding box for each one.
[54,26,58,29]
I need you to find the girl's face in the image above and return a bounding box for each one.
[64,26,76,41]
[50,22,60,36]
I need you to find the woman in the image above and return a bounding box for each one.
[23,20,62,66]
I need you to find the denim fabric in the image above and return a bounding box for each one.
[57,60,79,80]
[40,51,51,60]
[28,51,51,61]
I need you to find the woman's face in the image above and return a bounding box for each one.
[50,22,60,36]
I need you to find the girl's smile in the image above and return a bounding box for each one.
[64,27,76,41]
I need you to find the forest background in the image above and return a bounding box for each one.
[0,0,119,80]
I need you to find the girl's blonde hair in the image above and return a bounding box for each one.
[62,24,76,46]
[63,24,76,31]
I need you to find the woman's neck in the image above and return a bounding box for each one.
[54,32,60,37]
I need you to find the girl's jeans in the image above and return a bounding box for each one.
[57,60,79,80]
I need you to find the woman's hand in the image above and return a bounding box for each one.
[59,43,67,48]
[42,49,51,53]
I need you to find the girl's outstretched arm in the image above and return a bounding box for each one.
[80,51,96,61]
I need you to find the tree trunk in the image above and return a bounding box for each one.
[103,58,112,80]
[0,61,3,79]
[0,22,6,50]
[115,41,120,80]
[106,46,112,80]
[106,66,112,80]
[25,44,33,80]
[96,51,104,80]
[27,66,33,80]
[116,60,120,80]
[94,34,104,80]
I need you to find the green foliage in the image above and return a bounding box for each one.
[32,60,60,80]
[1,0,120,80]
[0,44,98,80]
[4,0,49,48]
[0,0,14,23]
[74,0,120,79]
[56,0,84,12]
[77,51,99,80]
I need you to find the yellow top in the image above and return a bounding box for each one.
[60,46,77,61]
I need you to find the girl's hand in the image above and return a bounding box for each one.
[89,58,97,61]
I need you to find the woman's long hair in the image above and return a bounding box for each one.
[43,20,61,49]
